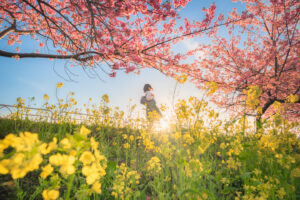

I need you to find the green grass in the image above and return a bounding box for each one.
[0,111,299,200]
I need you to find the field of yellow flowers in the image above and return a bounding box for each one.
[0,87,299,199]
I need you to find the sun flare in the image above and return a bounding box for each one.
[159,119,169,130]
[152,113,172,132]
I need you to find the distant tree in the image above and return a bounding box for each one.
[0,0,220,77]
[189,0,299,122]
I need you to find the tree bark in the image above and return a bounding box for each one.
[0,50,101,62]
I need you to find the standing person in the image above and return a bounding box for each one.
[141,84,162,123]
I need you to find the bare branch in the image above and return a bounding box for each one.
[0,50,102,62]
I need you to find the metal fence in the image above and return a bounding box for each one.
[0,103,106,124]
[0,103,146,129]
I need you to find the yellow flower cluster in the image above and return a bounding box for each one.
[147,156,161,172]
[140,130,155,151]
[183,133,194,145]
[226,157,241,170]
[39,137,57,155]
[242,175,286,200]
[43,94,50,100]
[49,153,76,175]
[175,73,188,84]
[80,125,91,136]
[291,167,300,178]
[40,164,54,179]
[273,101,284,114]
[185,159,203,177]
[275,154,295,169]
[80,136,107,194]
[244,85,262,110]
[285,94,299,103]
[42,189,59,200]
[56,82,63,88]
[175,99,193,123]
[228,136,243,156]
[2,91,300,200]
[258,133,280,152]
[0,125,108,199]
[0,132,43,179]
[102,94,110,104]
[205,81,218,96]
[123,143,130,149]
[112,163,140,200]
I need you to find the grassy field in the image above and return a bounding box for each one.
[0,94,299,200]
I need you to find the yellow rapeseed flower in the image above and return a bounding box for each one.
[123,143,130,149]
[60,163,75,175]
[206,81,218,96]
[39,138,57,155]
[92,182,101,194]
[174,132,181,140]
[70,150,77,157]
[147,156,161,172]
[60,155,76,175]
[10,167,27,179]
[276,187,286,199]
[11,132,40,152]
[244,85,262,109]
[0,162,9,174]
[183,133,194,144]
[291,168,300,178]
[49,153,63,166]
[129,135,134,141]
[94,150,106,162]
[60,138,72,149]
[220,143,226,149]
[56,82,63,88]
[253,168,262,176]
[90,137,99,151]
[102,94,109,103]
[176,74,188,84]
[43,94,49,100]
[82,164,100,185]
[42,189,59,200]
[80,125,91,136]
[112,163,140,199]
[286,94,299,103]
[49,153,75,175]
[9,153,43,179]
[41,164,53,179]
[25,153,43,172]
[79,151,95,165]
[0,131,43,180]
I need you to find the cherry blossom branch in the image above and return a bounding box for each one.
[0,50,102,62]
[142,15,251,53]
[0,25,37,40]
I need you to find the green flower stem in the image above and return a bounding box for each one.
[15,179,24,200]
[65,173,75,200]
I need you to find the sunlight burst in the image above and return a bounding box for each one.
[153,113,172,132]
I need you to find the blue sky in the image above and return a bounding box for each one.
[0,0,245,117]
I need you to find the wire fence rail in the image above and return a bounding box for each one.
[0,103,178,133]
[0,103,234,134]
[0,103,132,126]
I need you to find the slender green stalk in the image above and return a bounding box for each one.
[65,174,75,200]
